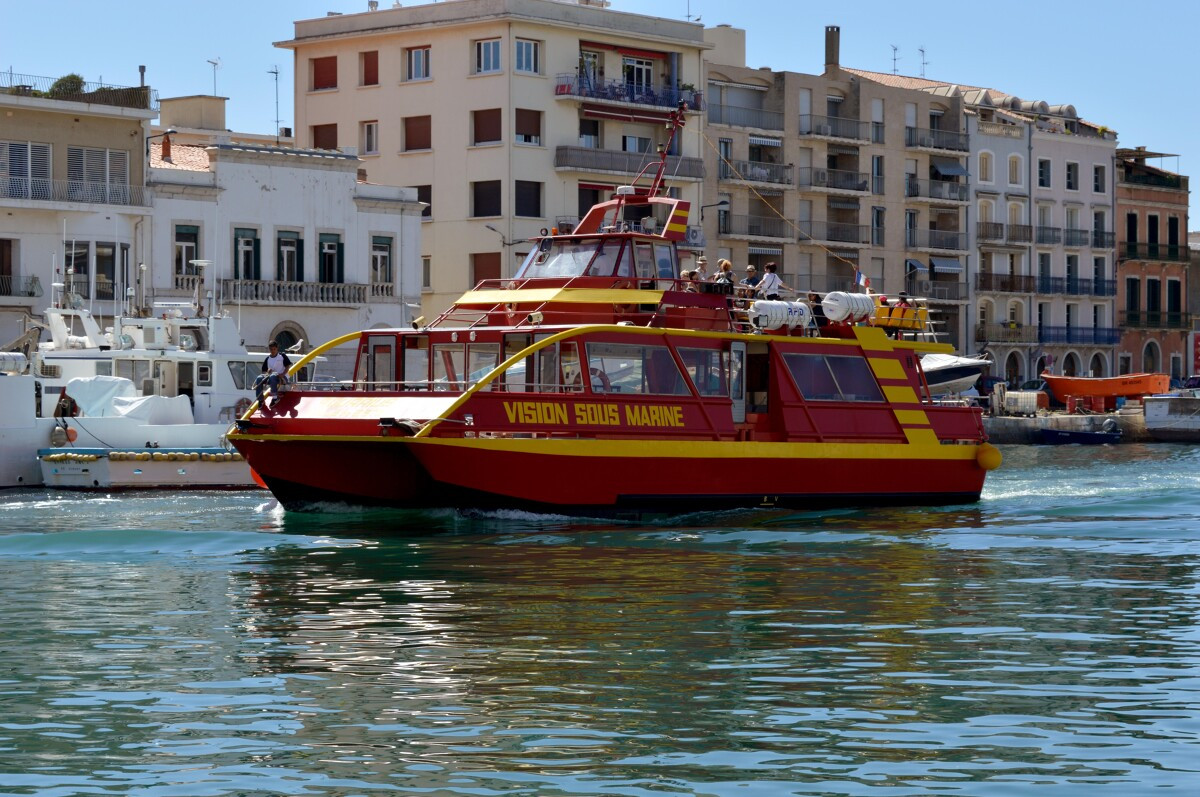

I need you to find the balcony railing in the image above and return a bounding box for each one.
[798,114,869,141]
[905,177,968,202]
[1038,326,1121,345]
[904,126,969,152]
[976,272,1036,293]
[554,146,705,180]
[907,278,968,301]
[553,74,703,111]
[976,121,1024,139]
[797,221,869,245]
[907,228,967,251]
[1007,224,1032,244]
[1092,230,1115,248]
[1035,276,1117,296]
[2,71,159,111]
[975,322,1038,344]
[796,167,869,192]
[0,177,150,207]
[1121,172,1185,190]
[1062,228,1090,247]
[977,222,1005,241]
[1035,226,1062,245]
[723,214,791,239]
[707,104,785,131]
[1118,242,1190,263]
[721,158,793,185]
[1120,310,1192,329]
[219,279,368,306]
[0,275,44,298]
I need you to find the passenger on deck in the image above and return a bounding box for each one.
[255,340,292,407]
[693,255,709,282]
[714,258,735,285]
[808,292,829,331]
[684,270,701,292]
[738,265,761,298]
[756,262,790,301]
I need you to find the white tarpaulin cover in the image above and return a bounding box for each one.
[109,394,195,425]
[65,376,137,417]
[66,376,195,424]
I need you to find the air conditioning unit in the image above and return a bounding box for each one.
[920,134,935,148]
[812,168,828,186]
[817,124,833,136]
[686,226,703,244]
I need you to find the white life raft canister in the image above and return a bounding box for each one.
[748,300,812,331]
[822,291,876,323]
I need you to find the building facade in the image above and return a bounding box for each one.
[278,0,709,316]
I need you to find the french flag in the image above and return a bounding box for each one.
[855,269,870,290]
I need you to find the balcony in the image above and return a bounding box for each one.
[1120,310,1192,329]
[796,167,869,193]
[975,322,1039,344]
[1062,228,1090,247]
[1035,226,1062,245]
[1038,326,1121,345]
[554,146,705,180]
[1121,172,1185,190]
[1035,277,1117,297]
[1007,224,1033,244]
[219,279,369,306]
[707,104,785,131]
[976,273,1036,293]
[977,222,1005,242]
[907,228,967,252]
[553,75,703,112]
[1092,230,1115,248]
[905,177,968,202]
[0,177,150,207]
[720,158,793,185]
[722,214,791,239]
[796,221,869,246]
[0,275,44,299]
[1118,242,1190,263]
[798,114,869,142]
[976,121,1024,139]
[2,71,158,112]
[907,277,968,301]
[904,126,969,152]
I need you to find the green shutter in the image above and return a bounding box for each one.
[296,239,304,282]
[252,237,261,280]
[336,242,345,283]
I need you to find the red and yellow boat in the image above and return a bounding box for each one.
[229,103,1000,516]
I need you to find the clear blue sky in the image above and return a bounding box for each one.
[5,0,1195,222]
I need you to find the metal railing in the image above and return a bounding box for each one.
[976,121,1024,139]
[796,167,869,192]
[1007,224,1033,243]
[977,222,1005,241]
[707,104,785,131]
[0,275,43,298]
[553,74,703,111]
[724,213,791,238]
[975,322,1038,343]
[904,126,969,151]
[1035,226,1062,245]
[797,221,869,245]
[905,177,968,201]
[798,114,869,141]
[1092,230,1115,248]
[0,177,150,207]
[1062,228,1090,247]
[1035,276,1116,296]
[906,278,968,301]
[1119,242,1190,262]
[1121,172,1185,190]
[907,228,967,251]
[554,146,705,180]
[1120,310,1192,329]
[976,273,1036,293]
[2,71,159,111]
[219,279,369,306]
[1038,326,1121,345]
[721,158,793,185]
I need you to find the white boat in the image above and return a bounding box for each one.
[1143,381,1200,442]
[920,352,993,396]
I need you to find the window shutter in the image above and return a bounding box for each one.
[107,150,128,184]
[336,242,345,283]
[404,116,431,150]
[277,237,285,281]
[516,109,540,139]
[312,56,337,90]
[0,142,10,178]
[31,143,50,198]
[312,124,337,150]
[252,238,261,280]
[67,146,84,182]
[473,108,501,144]
[472,252,502,283]
[362,51,378,86]
[296,239,304,282]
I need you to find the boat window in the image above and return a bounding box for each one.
[653,243,675,279]
[502,333,533,391]
[677,347,728,397]
[95,362,112,377]
[560,341,583,392]
[634,243,656,279]
[117,359,152,390]
[198,362,212,387]
[585,239,622,277]
[784,353,885,402]
[432,343,465,391]
[536,339,559,392]
[586,341,689,396]
[368,338,396,391]
[402,336,429,390]
[516,239,608,278]
[467,343,500,390]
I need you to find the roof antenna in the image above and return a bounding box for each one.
[268,66,280,146]
[919,46,929,78]
[891,45,900,75]
[206,57,221,95]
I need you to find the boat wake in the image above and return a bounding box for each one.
[0,527,326,560]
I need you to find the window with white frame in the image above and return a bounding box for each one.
[371,236,392,284]
[0,140,51,199]
[174,225,199,276]
[1066,161,1079,191]
[68,146,129,203]
[515,39,540,74]
[234,228,259,280]
[475,39,501,74]
[405,46,430,81]
[361,121,379,155]
[622,135,651,153]
[1008,154,1022,185]
[277,233,301,282]
[1037,158,1051,188]
[978,151,993,183]
[1093,164,1106,193]
[623,57,653,91]
[422,255,432,290]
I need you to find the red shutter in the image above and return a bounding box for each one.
[472,252,502,284]
[362,51,378,86]
[312,56,337,90]
[515,108,541,139]
[472,108,502,145]
[404,116,431,151]
[312,124,337,150]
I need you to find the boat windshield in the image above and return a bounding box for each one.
[516,238,619,279]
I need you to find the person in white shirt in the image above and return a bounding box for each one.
[256,340,292,406]
[755,262,791,301]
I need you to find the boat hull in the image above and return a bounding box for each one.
[233,436,990,515]
[38,447,257,490]
[1040,372,1169,403]
[1144,394,1200,442]
[1036,428,1121,445]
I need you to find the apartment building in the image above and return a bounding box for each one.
[0,71,156,342]
[703,27,971,350]
[1115,148,1190,379]
[278,0,709,316]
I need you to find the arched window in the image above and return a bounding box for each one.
[979,199,994,222]
[1089,353,1107,378]
[1008,154,1023,186]
[978,151,993,183]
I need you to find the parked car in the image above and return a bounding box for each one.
[1019,377,1061,407]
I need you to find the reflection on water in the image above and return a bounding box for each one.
[0,444,1197,794]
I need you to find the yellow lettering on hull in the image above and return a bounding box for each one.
[503,401,685,428]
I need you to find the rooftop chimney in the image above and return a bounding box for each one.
[161,133,172,163]
[825,25,840,71]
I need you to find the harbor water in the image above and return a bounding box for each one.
[0,444,1198,795]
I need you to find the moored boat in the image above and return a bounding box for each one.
[1037,419,1122,446]
[1040,371,1169,406]
[229,103,1001,518]
[1143,384,1200,442]
[920,352,992,396]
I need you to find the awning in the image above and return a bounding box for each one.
[905,258,928,271]
[829,250,859,260]
[578,182,615,192]
[748,135,782,147]
[929,257,963,273]
[748,246,783,255]
[582,103,671,125]
[708,79,768,91]
[828,145,859,155]
[828,199,860,210]
[931,157,968,177]
[826,95,844,103]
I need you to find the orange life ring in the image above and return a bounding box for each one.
[589,367,612,393]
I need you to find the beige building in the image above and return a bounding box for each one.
[701,26,970,348]
[278,0,709,316]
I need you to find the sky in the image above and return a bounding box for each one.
[5,0,1196,221]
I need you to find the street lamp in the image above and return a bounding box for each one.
[146,128,177,157]
[484,223,515,247]
[700,199,729,220]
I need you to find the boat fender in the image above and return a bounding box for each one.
[975,442,1002,471]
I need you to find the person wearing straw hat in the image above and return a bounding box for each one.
[694,255,709,281]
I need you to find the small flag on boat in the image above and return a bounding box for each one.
[855,269,870,290]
